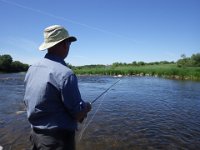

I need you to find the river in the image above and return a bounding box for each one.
[0,73,200,150]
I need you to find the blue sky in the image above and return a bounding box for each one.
[0,0,199,66]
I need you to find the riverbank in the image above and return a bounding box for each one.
[74,64,200,81]
[1,64,200,81]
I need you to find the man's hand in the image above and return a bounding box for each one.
[76,102,92,123]
[85,102,92,112]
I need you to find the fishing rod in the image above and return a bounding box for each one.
[90,79,121,104]
[79,78,121,139]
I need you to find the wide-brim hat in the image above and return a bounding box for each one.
[39,25,77,51]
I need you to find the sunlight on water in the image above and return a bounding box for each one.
[0,74,200,150]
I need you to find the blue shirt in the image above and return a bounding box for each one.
[24,53,85,131]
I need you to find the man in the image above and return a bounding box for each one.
[24,25,91,150]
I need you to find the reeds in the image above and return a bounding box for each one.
[74,64,200,81]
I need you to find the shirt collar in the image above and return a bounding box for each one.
[44,53,67,66]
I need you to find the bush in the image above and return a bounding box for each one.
[0,54,13,71]
[0,54,29,72]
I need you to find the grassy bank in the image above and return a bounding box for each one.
[74,64,200,81]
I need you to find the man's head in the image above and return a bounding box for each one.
[39,25,77,58]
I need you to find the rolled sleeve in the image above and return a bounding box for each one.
[61,74,85,118]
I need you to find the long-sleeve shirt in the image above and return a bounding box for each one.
[24,53,85,131]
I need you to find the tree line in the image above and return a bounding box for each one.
[71,53,200,69]
[111,53,200,68]
[1,53,199,73]
[177,53,200,67]
[0,54,29,72]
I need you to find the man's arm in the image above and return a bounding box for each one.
[61,74,92,122]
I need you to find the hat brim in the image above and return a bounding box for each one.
[39,36,77,51]
[67,36,77,42]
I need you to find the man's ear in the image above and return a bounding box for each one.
[62,40,67,49]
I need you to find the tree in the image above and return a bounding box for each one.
[11,61,29,72]
[0,54,29,72]
[191,53,200,67]
[65,62,74,69]
[177,53,200,67]
[181,54,186,59]
[112,62,121,67]
[137,61,145,66]
[0,54,13,71]
[131,61,137,66]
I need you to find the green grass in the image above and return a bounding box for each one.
[74,64,200,81]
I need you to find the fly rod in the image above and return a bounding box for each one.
[79,78,121,137]
[90,79,121,104]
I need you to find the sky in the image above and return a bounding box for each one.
[0,0,199,66]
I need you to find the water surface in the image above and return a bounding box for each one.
[0,73,200,150]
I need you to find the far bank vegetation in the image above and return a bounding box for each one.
[1,53,200,81]
[0,54,29,73]
[71,53,200,81]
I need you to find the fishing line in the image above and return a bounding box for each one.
[91,79,121,104]
[78,79,121,141]
[78,91,108,141]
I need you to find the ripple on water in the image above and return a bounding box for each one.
[1,75,200,149]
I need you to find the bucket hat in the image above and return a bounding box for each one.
[39,25,77,51]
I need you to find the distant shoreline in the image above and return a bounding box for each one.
[1,64,200,81]
[76,73,199,81]
[74,64,200,81]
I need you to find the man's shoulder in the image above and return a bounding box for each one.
[29,58,74,76]
[57,65,73,77]
[27,58,74,88]
[45,58,74,78]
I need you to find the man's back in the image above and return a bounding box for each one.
[24,25,91,150]
[24,54,77,130]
